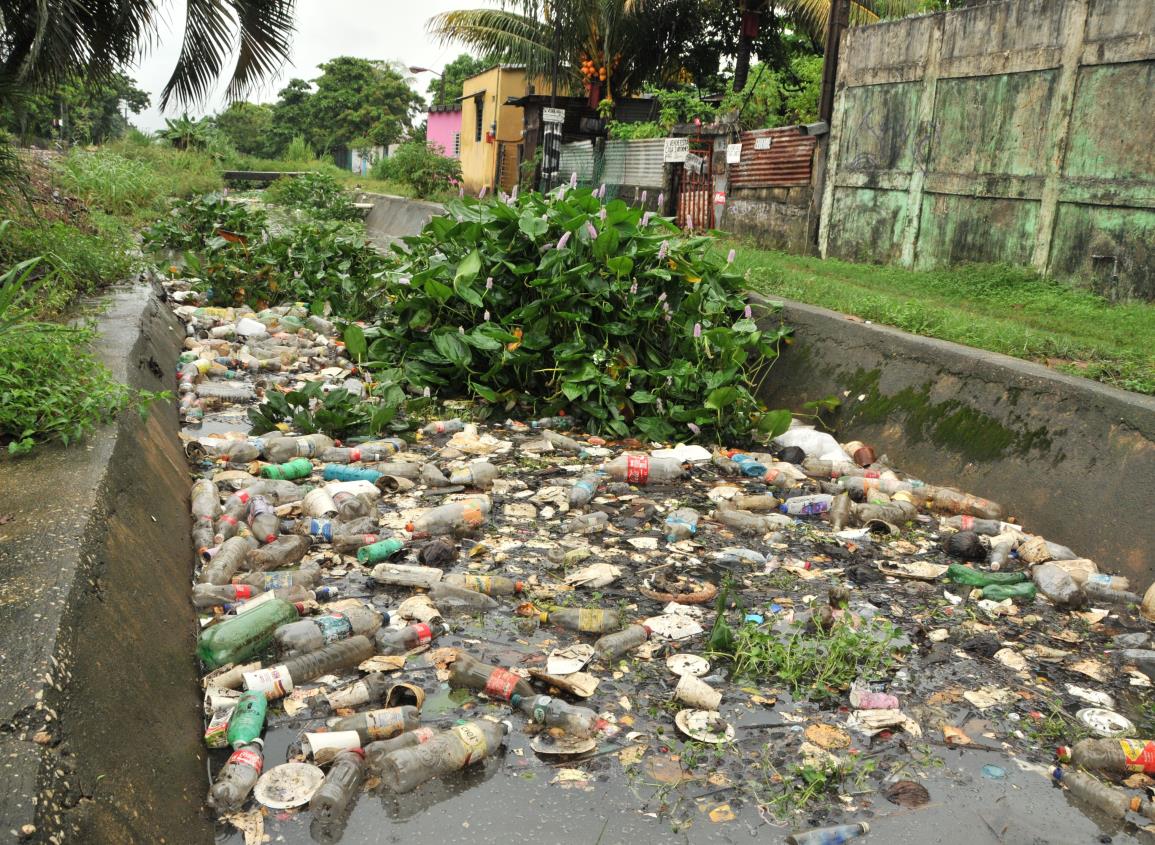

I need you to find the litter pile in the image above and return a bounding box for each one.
[167,282,1155,844]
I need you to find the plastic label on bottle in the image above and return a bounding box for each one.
[244,665,294,698]
[434,421,447,433]
[296,436,317,457]
[463,575,489,593]
[578,608,604,631]
[326,681,369,710]
[1087,573,1112,587]
[365,709,407,740]
[454,723,489,764]
[235,591,275,615]
[309,519,333,542]
[1119,739,1155,773]
[413,623,433,645]
[218,513,238,528]
[204,708,232,748]
[262,572,295,590]
[959,515,975,530]
[233,585,253,600]
[314,613,353,644]
[625,454,649,484]
[461,504,484,527]
[347,449,361,462]
[412,726,436,744]
[484,668,522,700]
[531,696,553,724]
[228,747,264,774]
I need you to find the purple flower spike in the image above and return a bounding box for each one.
[570,172,578,189]
[727,248,736,264]
[744,304,753,319]
[658,291,667,303]
[557,231,571,250]
[658,192,664,208]
[641,211,653,227]
[599,207,607,221]
[686,214,694,231]
[586,221,598,239]
[598,183,606,199]
[657,240,669,261]
[629,281,638,295]
[687,422,701,436]
[479,186,488,199]
[483,310,490,322]
[693,322,702,338]
[486,277,494,290]
[641,190,648,204]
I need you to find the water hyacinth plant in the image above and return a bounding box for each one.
[361,186,791,442]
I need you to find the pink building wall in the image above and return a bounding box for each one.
[427,108,462,158]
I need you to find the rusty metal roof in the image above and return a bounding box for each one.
[730,127,816,188]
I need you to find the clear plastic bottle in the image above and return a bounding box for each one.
[421,419,465,436]
[569,473,605,508]
[264,434,334,463]
[442,573,524,596]
[988,531,1018,570]
[852,499,918,525]
[665,507,700,541]
[332,533,382,554]
[374,621,446,655]
[449,461,499,489]
[914,486,1004,520]
[427,582,499,614]
[196,383,255,402]
[192,479,221,555]
[226,691,267,748]
[785,822,869,845]
[530,416,572,430]
[326,672,391,710]
[364,727,437,770]
[330,706,421,743]
[941,515,1018,535]
[1054,768,1155,820]
[731,495,780,513]
[207,739,263,812]
[369,563,443,589]
[594,624,651,662]
[1059,738,1155,775]
[604,454,686,485]
[274,607,385,656]
[236,561,322,590]
[511,694,599,737]
[563,511,609,534]
[198,599,302,669]
[244,534,311,571]
[356,538,406,564]
[246,496,280,544]
[243,636,376,699]
[309,748,366,821]
[293,516,379,542]
[1082,580,1142,605]
[332,491,376,522]
[1032,562,1085,609]
[193,582,263,608]
[214,495,250,545]
[379,720,508,793]
[542,430,586,454]
[542,607,622,634]
[319,444,402,463]
[200,535,258,585]
[800,459,869,479]
[779,494,834,516]
[406,496,492,535]
[829,492,852,531]
[215,440,263,463]
[838,476,916,496]
[225,585,316,614]
[714,507,793,534]
[448,652,535,701]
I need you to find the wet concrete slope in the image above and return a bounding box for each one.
[356,192,444,250]
[753,295,1155,582]
[0,284,210,844]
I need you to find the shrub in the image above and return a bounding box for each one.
[371,142,461,198]
[143,194,268,251]
[56,149,159,216]
[284,134,316,164]
[361,188,791,443]
[264,171,360,221]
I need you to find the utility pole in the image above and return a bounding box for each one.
[817,0,850,125]
[550,4,561,108]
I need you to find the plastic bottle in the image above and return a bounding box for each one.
[785,822,869,845]
[356,538,406,564]
[243,636,376,699]
[323,464,383,483]
[226,585,317,614]
[319,444,402,463]
[290,516,376,542]
[542,430,586,454]
[260,457,314,481]
[207,740,264,812]
[594,624,651,662]
[604,454,686,485]
[427,582,500,613]
[801,459,870,479]
[326,672,391,710]
[236,560,322,590]
[988,532,1018,570]
[449,461,499,489]
[711,453,743,477]
[406,496,492,534]
[914,486,1004,520]
[569,473,605,508]
[665,507,700,541]
[215,440,263,463]
[829,493,852,531]
[946,563,1028,588]
[563,511,609,534]
[852,499,918,525]
[330,706,421,743]
[196,383,255,402]
[942,515,1019,535]
[442,573,524,596]
[397,594,443,624]
[200,535,258,585]
[729,453,768,477]
[1032,563,1085,609]
[369,563,443,589]
[780,494,833,516]
[226,691,267,748]
[421,419,465,436]
[274,607,385,655]
[541,607,622,634]
[714,507,793,533]
[1082,580,1142,605]
[448,652,535,701]
[332,533,382,554]
[1059,738,1155,775]
[244,534,311,571]
[193,583,261,608]
[375,621,446,655]
[191,479,221,555]
[198,599,302,669]
[378,720,508,793]
[214,495,250,545]
[511,694,599,737]
[310,748,366,821]
[263,434,334,463]
[1054,767,1155,820]
[364,727,437,770]
[839,476,917,496]
[731,495,780,513]
[982,582,1037,602]
[332,492,375,522]
[246,496,280,544]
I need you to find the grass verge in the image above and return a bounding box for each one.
[733,245,1155,395]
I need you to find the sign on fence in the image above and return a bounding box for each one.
[663,137,689,163]
[684,152,706,175]
[754,136,773,151]
[542,107,565,124]
[726,143,743,164]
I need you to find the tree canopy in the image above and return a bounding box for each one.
[0,73,149,145]
[213,101,277,158]
[428,54,490,107]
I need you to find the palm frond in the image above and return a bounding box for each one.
[224,0,296,102]
[428,8,555,74]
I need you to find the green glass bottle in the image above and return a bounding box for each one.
[945,563,1027,588]
[198,599,300,669]
[226,691,267,748]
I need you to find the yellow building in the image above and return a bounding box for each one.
[459,65,532,195]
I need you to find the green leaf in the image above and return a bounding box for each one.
[593,228,620,260]
[455,249,482,284]
[606,255,634,276]
[630,390,657,404]
[432,331,472,367]
[705,386,740,411]
[756,408,793,438]
[561,382,586,401]
[471,383,499,402]
[518,214,548,238]
[343,324,367,359]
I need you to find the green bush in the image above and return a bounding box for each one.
[104,140,223,202]
[56,149,159,216]
[361,188,791,442]
[371,141,461,198]
[143,194,268,252]
[264,171,360,221]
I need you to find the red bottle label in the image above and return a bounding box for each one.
[228,748,263,774]
[1120,739,1155,773]
[219,514,237,526]
[484,667,521,700]
[348,449,361,462]
[413,623,433,645]
[461,504,484,527]
[234,585,253,600]
[626,454,649,484]
[960,515,974,530]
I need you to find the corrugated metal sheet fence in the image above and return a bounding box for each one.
[555,138,666,198]
[729,127,816,188]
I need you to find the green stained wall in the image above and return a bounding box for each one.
[818,0,1155,300]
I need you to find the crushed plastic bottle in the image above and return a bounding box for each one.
[512,694,599,737]
[1058,738,1155,775]
[594,624,651,662]
[375,621,446,655]
[207,740,263,811]
[330,706,421,743]
[200,535,258,585]
[378,720,508,793]
[448,652,535,701]
[604,454,686,485]
[363,727,437,770]
[191,479,221,555]
[243,636,376,699]
[246,495,280,543]
[198,598,301,669]
[310,748,366,821]
[664,507,700,541]
[1032,562,1086,609]
[406,496,491,534]
[236,561,322,590]
[442,573,524,595]
[449,461,499,489]
[568,472,606,508]
[245,534,311,571]
[563,511,609,534]
[542,607,622,633]
[274,607,385,655]
[421,419,464,436]
[427,582,499,613]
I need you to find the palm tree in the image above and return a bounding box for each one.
[0,0,296,109]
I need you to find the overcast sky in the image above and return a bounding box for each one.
[131,0,472,130]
